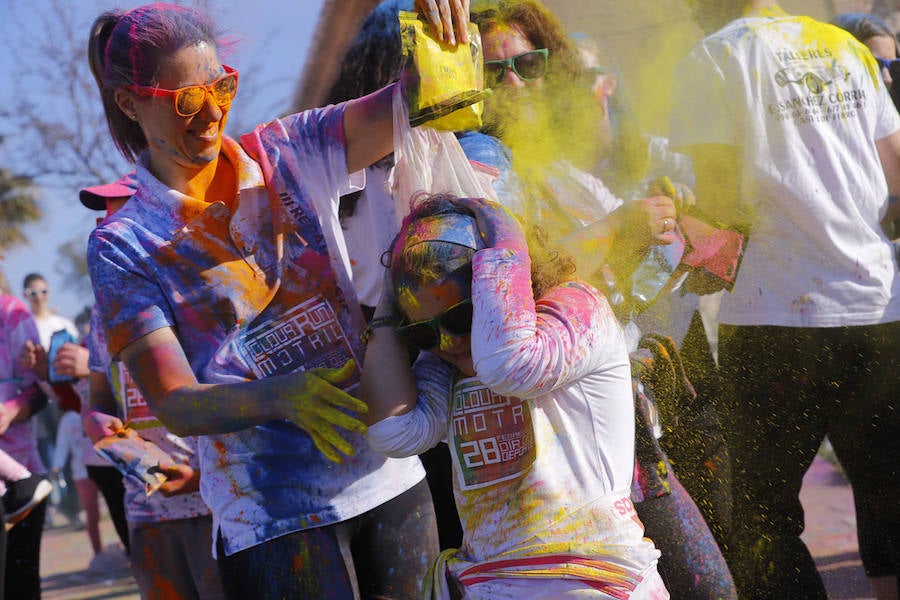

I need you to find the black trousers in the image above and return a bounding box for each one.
[86,465,129,553]
[718,322,900,599]
[4,498,46,600]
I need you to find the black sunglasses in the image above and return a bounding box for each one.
[483,48,549,88]
[396,298,473,351]
[877,57,900,81]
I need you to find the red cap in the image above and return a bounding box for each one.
[79,171,138,210]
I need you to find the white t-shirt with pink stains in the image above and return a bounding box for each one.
[368,248,662,595]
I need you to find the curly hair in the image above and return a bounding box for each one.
[471,0,584,82]
[325,0,412,105]
[470,0,600,175]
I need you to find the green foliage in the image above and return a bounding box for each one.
[0,168,42,251]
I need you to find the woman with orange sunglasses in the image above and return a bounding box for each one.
[85,1,471,596]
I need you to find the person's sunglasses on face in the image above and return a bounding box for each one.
[125,65,239,117]
[24,288,48,299]
[395,298,474,351]
[876,57,900,81]
[483,48,549,87]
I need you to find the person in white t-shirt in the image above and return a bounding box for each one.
[51,409,105,556]
[21,273,78,351]
[83,3,472,596]
[362,196,668,599]
[670,2,900,597]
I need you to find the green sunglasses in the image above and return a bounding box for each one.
[483,48,549,87]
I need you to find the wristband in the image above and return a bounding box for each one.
[360,316,399,344]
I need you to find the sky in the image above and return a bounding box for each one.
[0,0,325,321]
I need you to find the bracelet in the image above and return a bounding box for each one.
[360,316,399,344]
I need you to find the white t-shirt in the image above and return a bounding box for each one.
[341,165,399,307]
[545,161,624,228]
[670,5,900,327]
[34,313,78,350]
[52,410,107,481]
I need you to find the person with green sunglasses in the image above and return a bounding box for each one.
[483,47,549,88]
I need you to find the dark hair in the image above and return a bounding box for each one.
[87,3,221,162]
[390,195,574,302]
[831,12,899,52]
[74,305,93,330]
[326,0,412,105]
[22,273,46,289]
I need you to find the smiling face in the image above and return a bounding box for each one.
[116,42,229,185]
[397,277,475,376]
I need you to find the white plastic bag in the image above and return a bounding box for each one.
[388,86,498,225]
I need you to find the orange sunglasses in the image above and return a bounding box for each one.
[125,65,239,117]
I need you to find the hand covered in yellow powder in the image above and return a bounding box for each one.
[280,360,369,464]
[647,176,696,215]
[610,195,678,250]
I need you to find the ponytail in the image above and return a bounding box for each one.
[88,11,146,162]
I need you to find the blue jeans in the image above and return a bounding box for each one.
[215,479,438,599]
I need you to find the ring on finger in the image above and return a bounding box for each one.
[662,218,672,232]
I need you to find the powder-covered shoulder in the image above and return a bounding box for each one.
[240,103,352,201]
[86,211,147,274]
[473,277,626,400]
